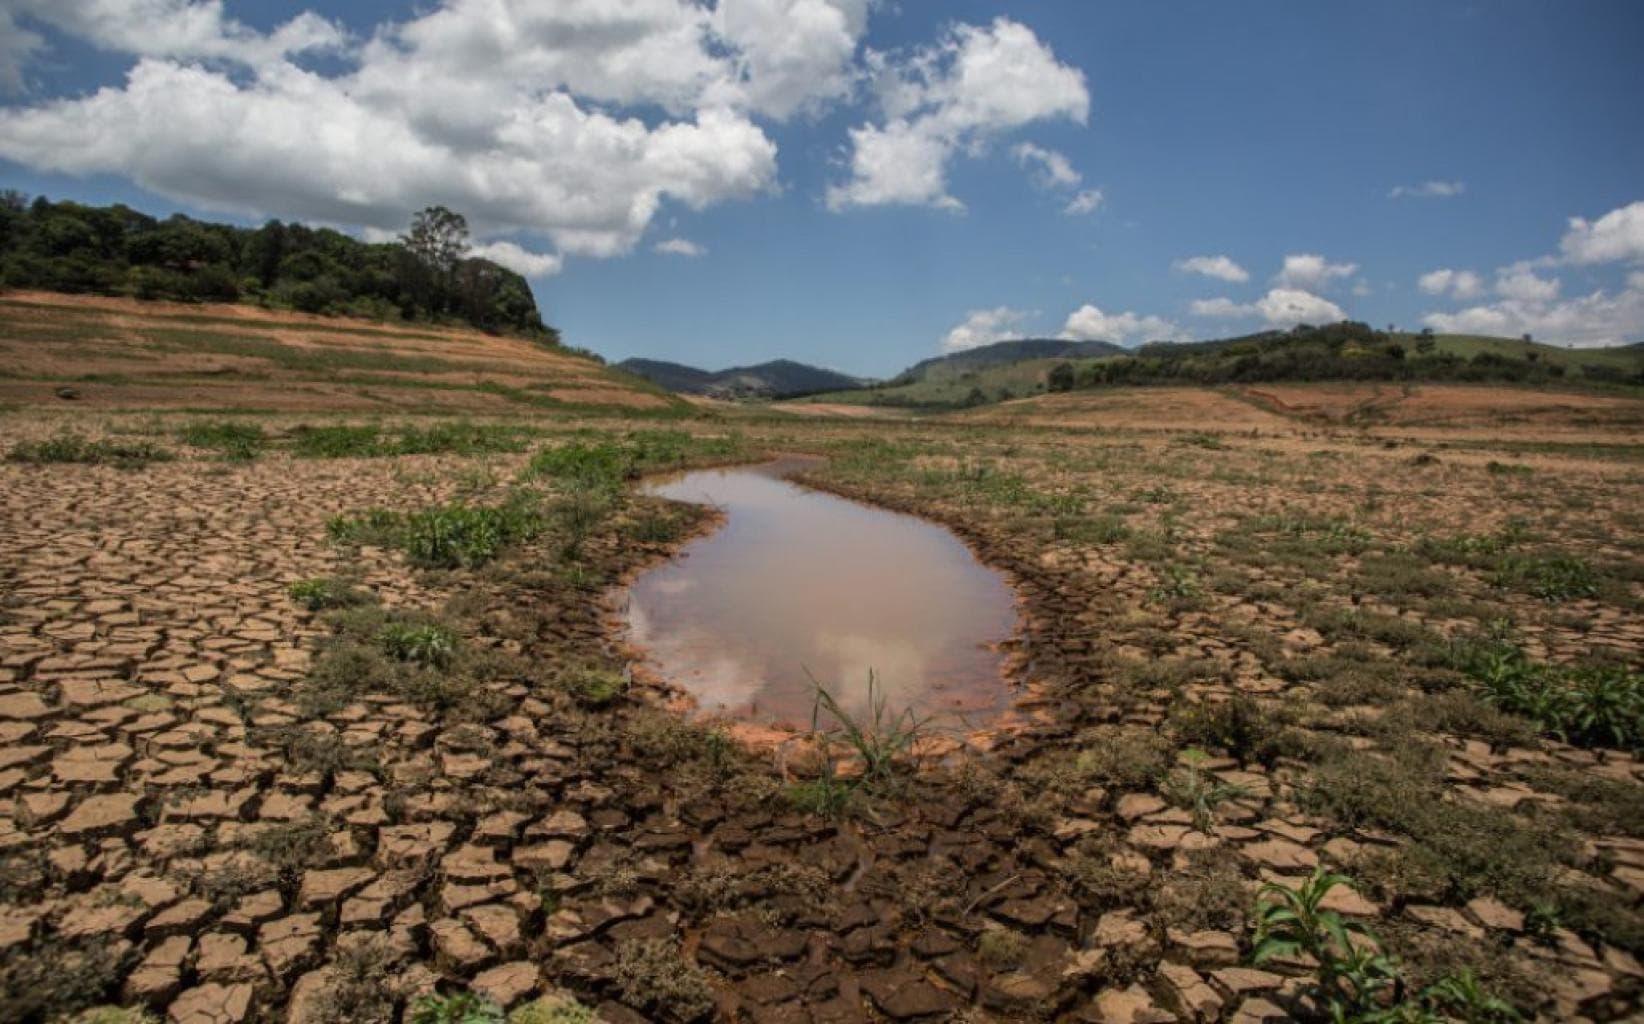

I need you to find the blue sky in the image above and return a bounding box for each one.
[2,1,1642,377]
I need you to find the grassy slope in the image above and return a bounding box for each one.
[0,291,685,414]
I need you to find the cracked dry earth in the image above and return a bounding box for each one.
[1,415,1642,1024]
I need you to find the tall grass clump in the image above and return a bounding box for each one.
[328,494,543,568]
[293,424,383,458]
[178,420,266,461]
[789,671,933,816]
[7,433,172,468]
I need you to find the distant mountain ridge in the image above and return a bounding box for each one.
[896,338,1127,383]
[617,357,867,399]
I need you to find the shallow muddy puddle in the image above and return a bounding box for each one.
[623,458,1019,733]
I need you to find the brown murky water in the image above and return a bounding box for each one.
[624,458,1019,731]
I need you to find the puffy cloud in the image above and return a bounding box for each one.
[1419,201,1644,347]
[828,17,1088,211]
[1187,288,1346,327]
[1275,253,1358,290]
[1189,297,1250,318]
[1174,255,1249,283]
[941,306,1031,352]
[1063,189,1103,216]
[1389,180,1465,200]
[1060,304,1175,345]
[653,237,706,257]
[5,0,346,72]
[710,0,870,118]
[1257,288,1346,326]
[1422,285,1644,346]
[1559,199,1644,265]
[0,12,45,93]
[469,241,563,278]
[0,2,799,261]
[1495,263,1560,303]
[1418,268,1485,300]
[829,119,964,211]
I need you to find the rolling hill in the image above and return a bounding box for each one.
[617,357,866,399]
[796,325,1644,411]
[0,291,681,413]
[894,337,1127,383]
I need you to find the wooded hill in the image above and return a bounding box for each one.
[0,194,552,339]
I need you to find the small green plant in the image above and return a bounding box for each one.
[1485,460,1534,476]
[1161,751,1249,832]
[378,623,458,669]
[409,992,505,1024]
[1252,869,1401,1016]
[1420,969,1522,1023]
[786,776,853,817]
[1446,633,1642,750]
[178,420,265,461]
[287,576,371,611]
[1252,869,1522,1023]
[1148,563,1201,606]
[326,507,402,545]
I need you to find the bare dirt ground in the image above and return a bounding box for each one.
[1,337,1643,1022]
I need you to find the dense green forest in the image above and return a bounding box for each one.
[1062,322,1644,389]
[0,193,553,339]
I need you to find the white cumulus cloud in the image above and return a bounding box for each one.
[1418,268,1485,300]
[0,0,892,266]
[1060,304,1175,345]
[1188,288,1347,327]
[941,306,1032,352]
[1559,200,1644,265]
[1275,253,1359,290]
[828,17,1088,211]
[1174,255,1249,283]
[469,241,563,278]
[1495,263,1560,303]
[1257,288,1346,326]
[1012,142,1079,188]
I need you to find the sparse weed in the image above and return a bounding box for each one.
[560,664,628,707]
[611,940,716,1024]
[508,994,596,1024]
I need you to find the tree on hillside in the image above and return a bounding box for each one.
[401,206,470,276]
[1047,361,1076,392]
